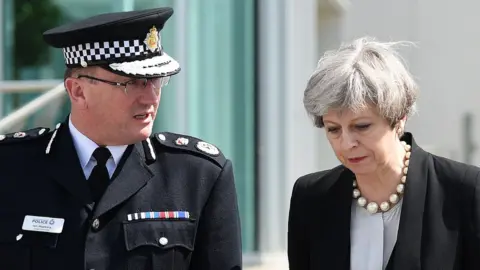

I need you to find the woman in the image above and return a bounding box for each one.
[288,37,480,270]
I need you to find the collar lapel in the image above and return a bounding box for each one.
[43,121,93,208]
[93,143,154,217]
[311,167,352,270]
[390,133,428,270]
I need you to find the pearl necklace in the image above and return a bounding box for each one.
[352,141,411,214]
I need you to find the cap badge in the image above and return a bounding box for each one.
[144,25,160,53]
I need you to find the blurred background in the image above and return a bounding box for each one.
[1,0,479,269]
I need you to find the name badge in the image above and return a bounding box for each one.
[22,215,65,234]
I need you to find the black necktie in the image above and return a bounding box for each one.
[88,147,112,203]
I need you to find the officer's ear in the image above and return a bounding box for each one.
[65,71,89,109]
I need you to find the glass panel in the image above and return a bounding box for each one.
[152,0,256,252]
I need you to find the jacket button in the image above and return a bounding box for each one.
[91,218,100,231]
[159,237,168,246]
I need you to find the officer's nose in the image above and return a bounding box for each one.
[138,84,161,105]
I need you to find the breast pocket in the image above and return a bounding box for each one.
[0,221,30,270]
[123,219,196,270]
[0,219,59,270]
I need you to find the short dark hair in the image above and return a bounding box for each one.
[63,67,98,90]
[63,67,99,82]
[64,67,75,81]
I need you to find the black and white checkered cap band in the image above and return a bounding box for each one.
[63,39,158,65]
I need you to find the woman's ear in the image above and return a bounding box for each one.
[396,116,407,135]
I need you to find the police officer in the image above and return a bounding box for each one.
[0,7,242,270]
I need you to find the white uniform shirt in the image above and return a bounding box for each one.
[68,117,127,179]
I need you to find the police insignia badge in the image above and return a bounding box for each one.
[196,141,220,156]
[144,25,160,53]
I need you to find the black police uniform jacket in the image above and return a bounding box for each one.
[0,122,242,270]
[288,132,480,270]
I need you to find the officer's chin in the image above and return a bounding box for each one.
[137,126,153,141]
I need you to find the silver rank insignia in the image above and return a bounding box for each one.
[13,132,26,138]
[175,137,189,146]
[196,141,220,156]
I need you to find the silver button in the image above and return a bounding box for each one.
[92,219,100,230]
[159,237,168,246]
[16,234,23,241]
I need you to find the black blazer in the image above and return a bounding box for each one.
[288,132,480,270]
[0,121,242,270]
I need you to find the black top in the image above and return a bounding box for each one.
[288,132,480,270]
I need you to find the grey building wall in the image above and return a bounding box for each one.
[257,0,344,255]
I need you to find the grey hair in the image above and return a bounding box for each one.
[303,36,418,128]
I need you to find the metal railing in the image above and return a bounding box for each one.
[0,79,63,93]
[0,80,65,133]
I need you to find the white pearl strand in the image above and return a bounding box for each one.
[352,141,411,214]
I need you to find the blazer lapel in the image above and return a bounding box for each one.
[310,167,353,270]
[43,122,93,208]
[93,143,154,217]
[390,133,429,270]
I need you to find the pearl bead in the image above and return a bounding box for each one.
[353,189,361,198]
[380,202,390,211]
[396,184,405,194]
[366,202,379,214]
[389,194,399,204]
[357,197,367,207]
[352,143,409,213]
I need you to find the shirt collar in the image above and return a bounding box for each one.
[68,117,128,169]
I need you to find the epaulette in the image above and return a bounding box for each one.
[0,127,50,144]
[153,132,226,167]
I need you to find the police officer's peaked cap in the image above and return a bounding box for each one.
[43,7,179,78]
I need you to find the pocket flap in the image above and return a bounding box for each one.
[0,217,58,248]
[0,220,23,244]
[123,220,195,252]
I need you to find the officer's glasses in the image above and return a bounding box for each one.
[75,74,170,95]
